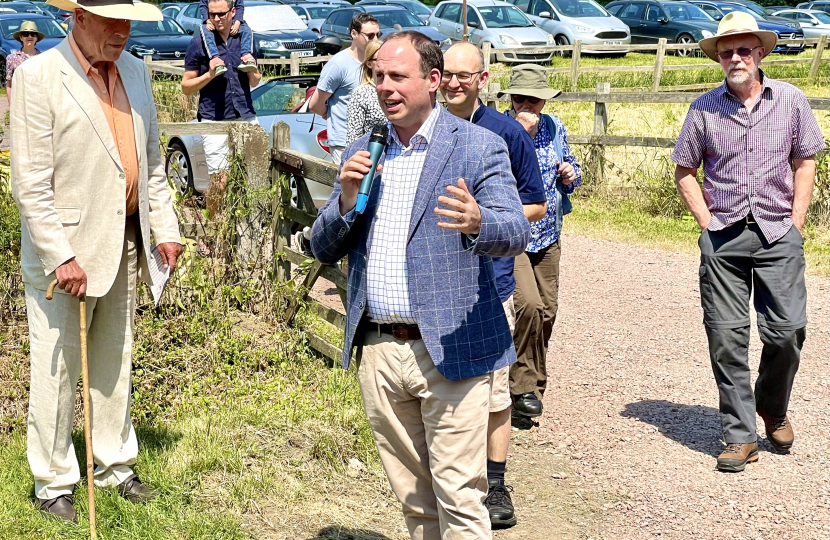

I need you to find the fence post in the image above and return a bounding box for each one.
[591,82,610,183]
[272,122,293,284]
[290,52,301,76]
[810,34,828,80]
[651,38,667,92]
[486,82,500,109]
[143,54,153,75]
[482,42,491,72]
[570,40,582,92]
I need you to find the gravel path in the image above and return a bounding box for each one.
[535,233,829,540]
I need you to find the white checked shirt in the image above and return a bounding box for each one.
[366,104,441,324]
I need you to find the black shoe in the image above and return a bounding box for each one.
[116,474,157,504]
[485,481,516,528]
[512,392,542,418]
[35,493,77,522]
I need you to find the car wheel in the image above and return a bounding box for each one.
[675,34,695,57]
[555,34,571,57]
[166,141,195,196]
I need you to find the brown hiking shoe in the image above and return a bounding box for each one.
[35,494,77,522]
[116,474,157,504]
[758,411,794,453]
[717,442,759,472]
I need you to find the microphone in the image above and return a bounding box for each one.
[355,123,388,215]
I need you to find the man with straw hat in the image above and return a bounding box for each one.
[10,0,182,521]
[673,11,824,472]
[6,20,45,103]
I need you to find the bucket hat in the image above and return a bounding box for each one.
[497,64,561,101]
[698,11,777,62]
[13,21,45,42]
[46,0,162,22]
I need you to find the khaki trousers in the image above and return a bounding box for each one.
[358,332,492,540]
[510,240,561,397]
[26,220,139,500]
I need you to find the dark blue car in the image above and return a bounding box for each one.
[0,13,67,83]
[126,17,192,61]
[689,1,806,52]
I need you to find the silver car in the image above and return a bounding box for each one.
[428,0,556,62]
[507,0,631,55]
[165,76,334,209]
[771,8,830,38]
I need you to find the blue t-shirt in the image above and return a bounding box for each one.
[317,49,362,147]
[184,31,255,121]
[472,103,545,302]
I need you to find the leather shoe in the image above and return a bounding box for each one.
[758,411,794,453]
[512,392,542,418]
[35,494,76,522]
[485,480,516,528]
[717,442,759,472]
[117,474,157,504]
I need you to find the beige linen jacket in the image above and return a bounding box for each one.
[11,38,181,298]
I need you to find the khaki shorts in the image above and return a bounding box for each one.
[489,295,515,413]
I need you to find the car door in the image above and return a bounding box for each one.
[617,2,647,42]
[431,3,462,39]
[176,2,201,34]
[465,5,483,42]
[641,3,671,43]
[528,0,561,34]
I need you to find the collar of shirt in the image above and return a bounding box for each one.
[68,32,118,96]
[718,69,773,105]
[388,102,441,152]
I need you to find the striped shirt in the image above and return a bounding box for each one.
[365,104,441,324]
[672,74,825,243]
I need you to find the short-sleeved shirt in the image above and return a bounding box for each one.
[473,102,546,302]
[184,31,254,121]
[317,48,361,147]
[672,74,825,243]
[6,48,38,86]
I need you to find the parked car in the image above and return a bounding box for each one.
[772,8,830,39]
[0,1,55,18]
[166,75,332,208]
[321,5,451,49]
[507,0,631,55]
[689,1,805,52]
[0,13,65,83]
[355,0,434,22]
[605,0,717,55]
[31,1,72,24]
[160,2,189,18]
[797,1,830,15]
[127,17,192,61]
[428,0,554,62]
[288,3,339,33]
[246,3,319,58]
[726,0,800,26]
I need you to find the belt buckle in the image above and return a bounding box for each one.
[745,214,756,225]
[393,326,409,340]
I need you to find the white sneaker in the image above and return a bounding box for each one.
[237,61,257,73]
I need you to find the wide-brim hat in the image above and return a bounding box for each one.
[698,11,777,62]
[46,0,162,21]
[13,21,45,42]
[497,63,561,101]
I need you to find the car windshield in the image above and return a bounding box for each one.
[373,9,424,26]
[245,5,307,32]
[0,18,66,38]
[478,5,534,27]
[663,3,714,20]
[719,4,764,20]
[131,19,186,36]
[251,80,307,114]
[400,1,432,15]
[737,0,766,16]
[815,11,830,21]
[307,6,335,18]
[551,0,610,17]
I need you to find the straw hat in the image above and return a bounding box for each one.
[13,21,45,42]
[497,64,561,101]
[46,0,162,22]
[698,11,777,62]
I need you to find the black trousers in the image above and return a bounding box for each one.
[698,222,807,443]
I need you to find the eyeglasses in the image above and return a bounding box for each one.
[360,31,382,40]
[441,71,482,84]
[208,9,231,18]
[511,95,543,105]
[19,32,37,38]
[716,46,761,61]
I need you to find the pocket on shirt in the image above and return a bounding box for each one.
[55,207,81,226]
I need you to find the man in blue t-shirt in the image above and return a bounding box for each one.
[307,13,380,165]
[440,41,546,529]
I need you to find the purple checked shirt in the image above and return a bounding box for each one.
[672,74,826,243]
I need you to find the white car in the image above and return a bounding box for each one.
[771,8,830,38]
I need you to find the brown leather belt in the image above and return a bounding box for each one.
[376,323,422,341]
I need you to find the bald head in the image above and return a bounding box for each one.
[445,41,485,72]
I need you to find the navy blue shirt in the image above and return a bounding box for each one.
[472,102,545,302]
[184,31,255,121]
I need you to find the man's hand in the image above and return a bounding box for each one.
[558,162,576,185]
[515,112,540,138]
[435,179,482,235]
[338,151,381,215]
[230,20,241,35]
[205,19,215,31]
[157,242,183,272]
[55,258,87,298]
[208,57,225,78]
[791,212,806,234]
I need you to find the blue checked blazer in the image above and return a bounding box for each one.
[311,107,530,381]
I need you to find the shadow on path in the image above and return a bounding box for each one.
[305,526,394,540]
[621,400,723,457]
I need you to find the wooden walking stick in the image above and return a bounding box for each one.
[46,279,97,539]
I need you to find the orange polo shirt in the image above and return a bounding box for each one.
[69,33,139,216]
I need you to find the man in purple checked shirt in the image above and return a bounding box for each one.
[672,12,825,473]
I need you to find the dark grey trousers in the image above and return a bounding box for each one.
[698,222,807,443]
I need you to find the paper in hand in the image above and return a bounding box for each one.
[148,243,171,307]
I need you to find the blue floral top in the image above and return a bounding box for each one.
[507,111,582,252]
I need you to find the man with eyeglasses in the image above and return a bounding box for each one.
[439,41,546,529]
[673,12,824,473]
[308,12,380,165]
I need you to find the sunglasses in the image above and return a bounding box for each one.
[360,31,382,40]
[511,95,543,105]
[208,9,231,18]
[19,32,37,38]
[716,46,761,61]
